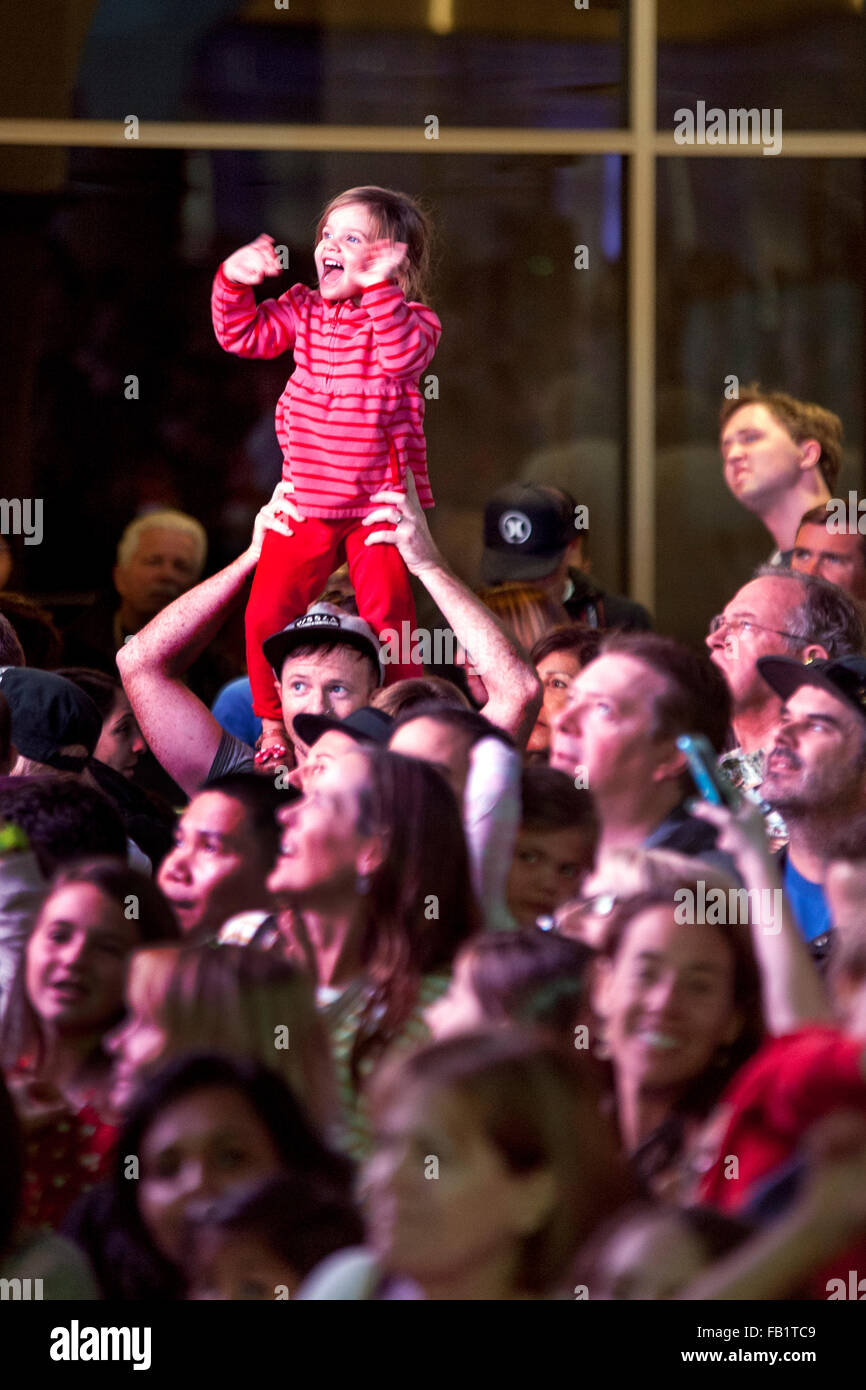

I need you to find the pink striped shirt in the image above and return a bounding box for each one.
[212,267,442,519]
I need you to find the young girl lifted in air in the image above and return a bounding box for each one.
[212,186,441,764]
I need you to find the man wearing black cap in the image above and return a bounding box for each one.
[120,479,541,797]
[757,654,866,945]
[481,483,651,631]
[286,706,393,791]
[0,667,102,777]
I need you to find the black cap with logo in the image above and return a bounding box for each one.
[292,705,393,750]
[481,484,576,585]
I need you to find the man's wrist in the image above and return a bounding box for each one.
[410,550,446,579]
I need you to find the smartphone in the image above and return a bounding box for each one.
[676,733,740,809]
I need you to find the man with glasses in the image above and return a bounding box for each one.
[706,566,864,842]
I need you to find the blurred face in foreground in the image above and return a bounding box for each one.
[365,1081,553,1299]
[137,1086,284,1262]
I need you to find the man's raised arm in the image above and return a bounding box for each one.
[363,475,542,744]
[117,484,298,796]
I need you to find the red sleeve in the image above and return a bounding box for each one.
[763,1028,866,1135]
[211,266,304,360]
[359,282,442,378]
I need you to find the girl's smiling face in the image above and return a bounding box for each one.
[315,202,378,301]
[25,883,140,1035]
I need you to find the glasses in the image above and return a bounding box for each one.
[707,614,800,643]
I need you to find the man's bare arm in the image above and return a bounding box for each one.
[117,484,298,796]
[363,475,542,744]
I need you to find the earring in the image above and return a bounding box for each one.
[355,872,370,897]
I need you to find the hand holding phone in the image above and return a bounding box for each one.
[676,733,740,809]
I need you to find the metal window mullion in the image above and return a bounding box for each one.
[627,0,657,614]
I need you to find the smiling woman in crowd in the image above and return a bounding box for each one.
[0,858,179,1230]
[591,871,765,1199]
[267,744,480,1157]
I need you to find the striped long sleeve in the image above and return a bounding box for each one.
[211,269,442,518]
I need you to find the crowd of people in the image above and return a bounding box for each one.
[4,336,866,1297]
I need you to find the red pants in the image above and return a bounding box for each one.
[246,516,421,720]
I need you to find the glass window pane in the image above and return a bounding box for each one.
[656,156,863,645]
[659,3,866,133]
[1,147,625,610]
[1,2,626,129]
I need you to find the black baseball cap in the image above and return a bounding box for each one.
[0,667,102,771]
[481,484,577,585]
[757,655,866,724]
[262,603,385,687]
[292,705,394,750]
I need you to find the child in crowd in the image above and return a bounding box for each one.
[212,186,441,764]
[505,765,597,929]
[425,928,592,1047]
[185,1175,363,1300]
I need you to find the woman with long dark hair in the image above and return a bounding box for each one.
[0,858,178,1229]
[267,744,480,1156]
[591,870,765,1198]
[64,1052,357,1300]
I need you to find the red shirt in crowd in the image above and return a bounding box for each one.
[698,1025,866,1212]
[697,1026,866,1299]
[11,1061,118,1233]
